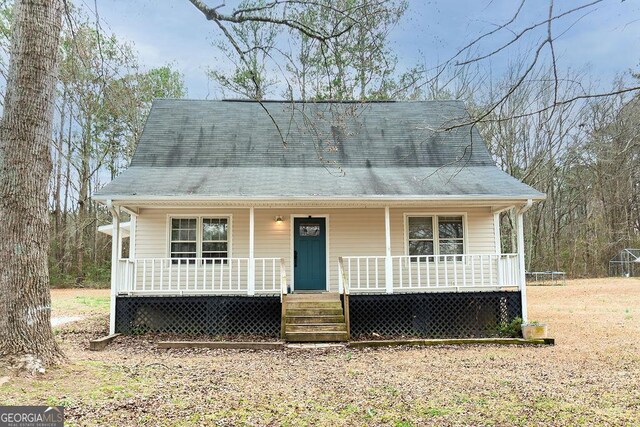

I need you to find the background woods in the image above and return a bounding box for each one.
[50,16,185,286]
[0,0,638,286]
[0,3,186,286]
[479,70,640,276]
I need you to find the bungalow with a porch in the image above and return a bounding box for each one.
[94,99,544,342]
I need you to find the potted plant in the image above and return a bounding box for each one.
[521,321,548,340]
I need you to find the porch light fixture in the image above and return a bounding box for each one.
[275,216,283,224]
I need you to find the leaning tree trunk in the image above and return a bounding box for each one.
[0,0,64,369]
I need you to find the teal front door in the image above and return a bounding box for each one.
[294,217,327,291]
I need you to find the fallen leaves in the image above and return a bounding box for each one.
[1,278,640,426]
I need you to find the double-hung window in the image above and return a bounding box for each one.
[170,217,229,263]
[408,216,434,257]
[407,215,464,259]
[170,218,197,261]
[437,216,464,256]
[202,218,228,262]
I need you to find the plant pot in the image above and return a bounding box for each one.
[521,324,548,340]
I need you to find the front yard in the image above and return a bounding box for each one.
[1,278,639,426]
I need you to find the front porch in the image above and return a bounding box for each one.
[104,201,532,339]
[112,254,522,341]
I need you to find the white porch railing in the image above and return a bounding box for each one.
[117,254,519,295]
[339,254,520,293]
[115,257,285,295]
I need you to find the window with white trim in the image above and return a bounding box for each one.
[438,216,464,255]
[408,216,434,257]
[407,215,464,258]
[170,217,229,263]
[170,218,197,260]
[202,218,228,260]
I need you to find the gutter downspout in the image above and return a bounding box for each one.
[516,199,533,322]
[107,200,120,335]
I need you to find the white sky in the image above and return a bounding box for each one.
[92,0,640,98]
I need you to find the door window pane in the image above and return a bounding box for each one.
[299,224,320,237]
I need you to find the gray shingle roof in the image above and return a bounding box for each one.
[94,99,544,200]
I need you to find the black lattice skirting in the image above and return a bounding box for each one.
[115,295,281,337]
[349,291,522,338]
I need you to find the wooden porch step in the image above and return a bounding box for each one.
[282,292,348,343]
[286,300,342,309]
[285,323,347,333]
[285,293,340,301]
[285,331,349,342]
[286,307,344,316]
[285,315,345,324]
[282,292,349,342]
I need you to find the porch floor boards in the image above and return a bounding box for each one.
[283,293,349,342]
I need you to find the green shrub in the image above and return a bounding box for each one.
[496,316,523,338]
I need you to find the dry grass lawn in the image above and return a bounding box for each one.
[1,278,639,426]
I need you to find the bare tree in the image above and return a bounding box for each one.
[433,0,640,129]
[0,0,64,371]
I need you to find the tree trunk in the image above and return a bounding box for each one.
[53,94,66,265]
[0,0,64,369]
[76,116,91,283]
[62,106,72,273]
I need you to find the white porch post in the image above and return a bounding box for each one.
[129,213,137,259]
[494,213,502,255]
[516,200,533,322]
[248,207,255,296]
[494,212,502,287]
[384,206,393,294]
[107,200,120,335]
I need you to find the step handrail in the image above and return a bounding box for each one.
[279,257,288,301]
[338,257,351,340]
[280,257,287,339]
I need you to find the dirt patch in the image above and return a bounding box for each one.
[1,278,639,426]
[51,316,84,327]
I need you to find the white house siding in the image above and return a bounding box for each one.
[387,208,498,291]
[131,206,496,293]
[133,208,249,292]
[389,207,496,255]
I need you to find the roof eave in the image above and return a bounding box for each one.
[94,193,546,204]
